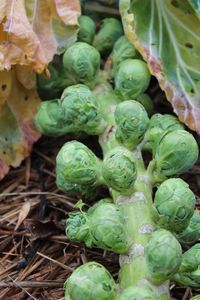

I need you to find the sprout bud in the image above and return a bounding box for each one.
[115,100,149,149]
[102,147,137,193]
[63,42,100,86]
[119,286,156,300]
[134,93,154,116]
[153,178,196,232]
[192,296,200,300]
[154,130,199,176]
[61,84,105,135]
[78,15,96,44]
[93,18,123,54]
[114,59,151,99]
[145,229,182,284]
[66,200,129,253]
[64,262,117,300]
[176,212,200,244]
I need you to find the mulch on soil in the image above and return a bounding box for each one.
[0,127,199,300]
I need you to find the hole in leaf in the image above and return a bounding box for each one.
[3,151,6,155]
[171,0,179,8]
[185,42,193,49]
[1,84,6,91]
[24,95,29,101]
[190,88,194,94]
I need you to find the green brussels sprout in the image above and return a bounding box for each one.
[56,141,101,191]
[102,147,137,193]
[66,200,129,253]
[63,42,100,86]
[64,262,117,300]
[146,114,184,152]
[78,15,96,44]
[192,296,200,300]
[176,212,200,244]
[153,178,196,233]
[93,18,123,54]
[114,59,151,99]
[174,244,200,288]
[112,35,138,75]
[135,94,154,117]
[115,100,149,150]
[34,99,67,136]
[154,130,199,177]
[119,286,156,300]
[145,229,182,284]
[61,84,106,135]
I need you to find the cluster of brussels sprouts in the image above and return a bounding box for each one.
[34,13,200,300]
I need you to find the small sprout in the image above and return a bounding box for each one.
[153,178,196,233]
[176,212,200,244]
[154,130,199,176]
[63,42,100,86]
[56,141,101,192]
[61,84,106,135]
[115,100,149,150]
[66,200,129,253]
[114,59,151,99]
[147,114,184,152]
[135,93,154,116]
[64,262,117,300]
[93,18,123,54]
[102,147,137,193]
[119,286,156,300]
[112,35,138,75]
[78,15,96,44]
[34,100,67,136]
[174,244,200,288]
[145,229,182,284]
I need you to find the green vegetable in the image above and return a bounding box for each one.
[102,147,137,193]
[64,262,117,300]
[119,286,156,300]
[176,212,200,245]
[66,200,129,253]
[63,42,100,86]
[61,84,106,135]
[145,229,182,284]
[153,178,196,232]
[78,15,96,44]
[114,59,151,99]
[192,296,200,300]
[93,18,123,54]
[174,244,200,288]
[115,100,149,150]
[112,35,138,75]
[154,130,199,177]
[135,93,154,117]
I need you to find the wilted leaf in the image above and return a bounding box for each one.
[0,67,41,179]
[120,0,200,133]
[15,201,31,230]
[0,0,81,73]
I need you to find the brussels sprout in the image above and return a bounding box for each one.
[64,262,117,300]
[78,15,96,44]
[115,100,149,150]
[176,212,200,244]
[174,244,200,288]
[145,229,182,284]
[192,296,200,300]
[93,18,123,54]
[61,84,106,135]
[146,114,184,152]
[102,147,137,193]
[114,59,151,99]
[154,130,199,176]
[135,94,154,117]
[56,141,101,189]
[112,35,138,75]
[119,286,156,300]
[153,178,196,233]
[66,200,129,253]
[63,42,100,86]
[34,99,67,136]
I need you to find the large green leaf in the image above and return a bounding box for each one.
[120,0,200,133]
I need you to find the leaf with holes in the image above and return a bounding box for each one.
[0,67,41,179]
[0,0,81,73]
[120,0,200,133]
